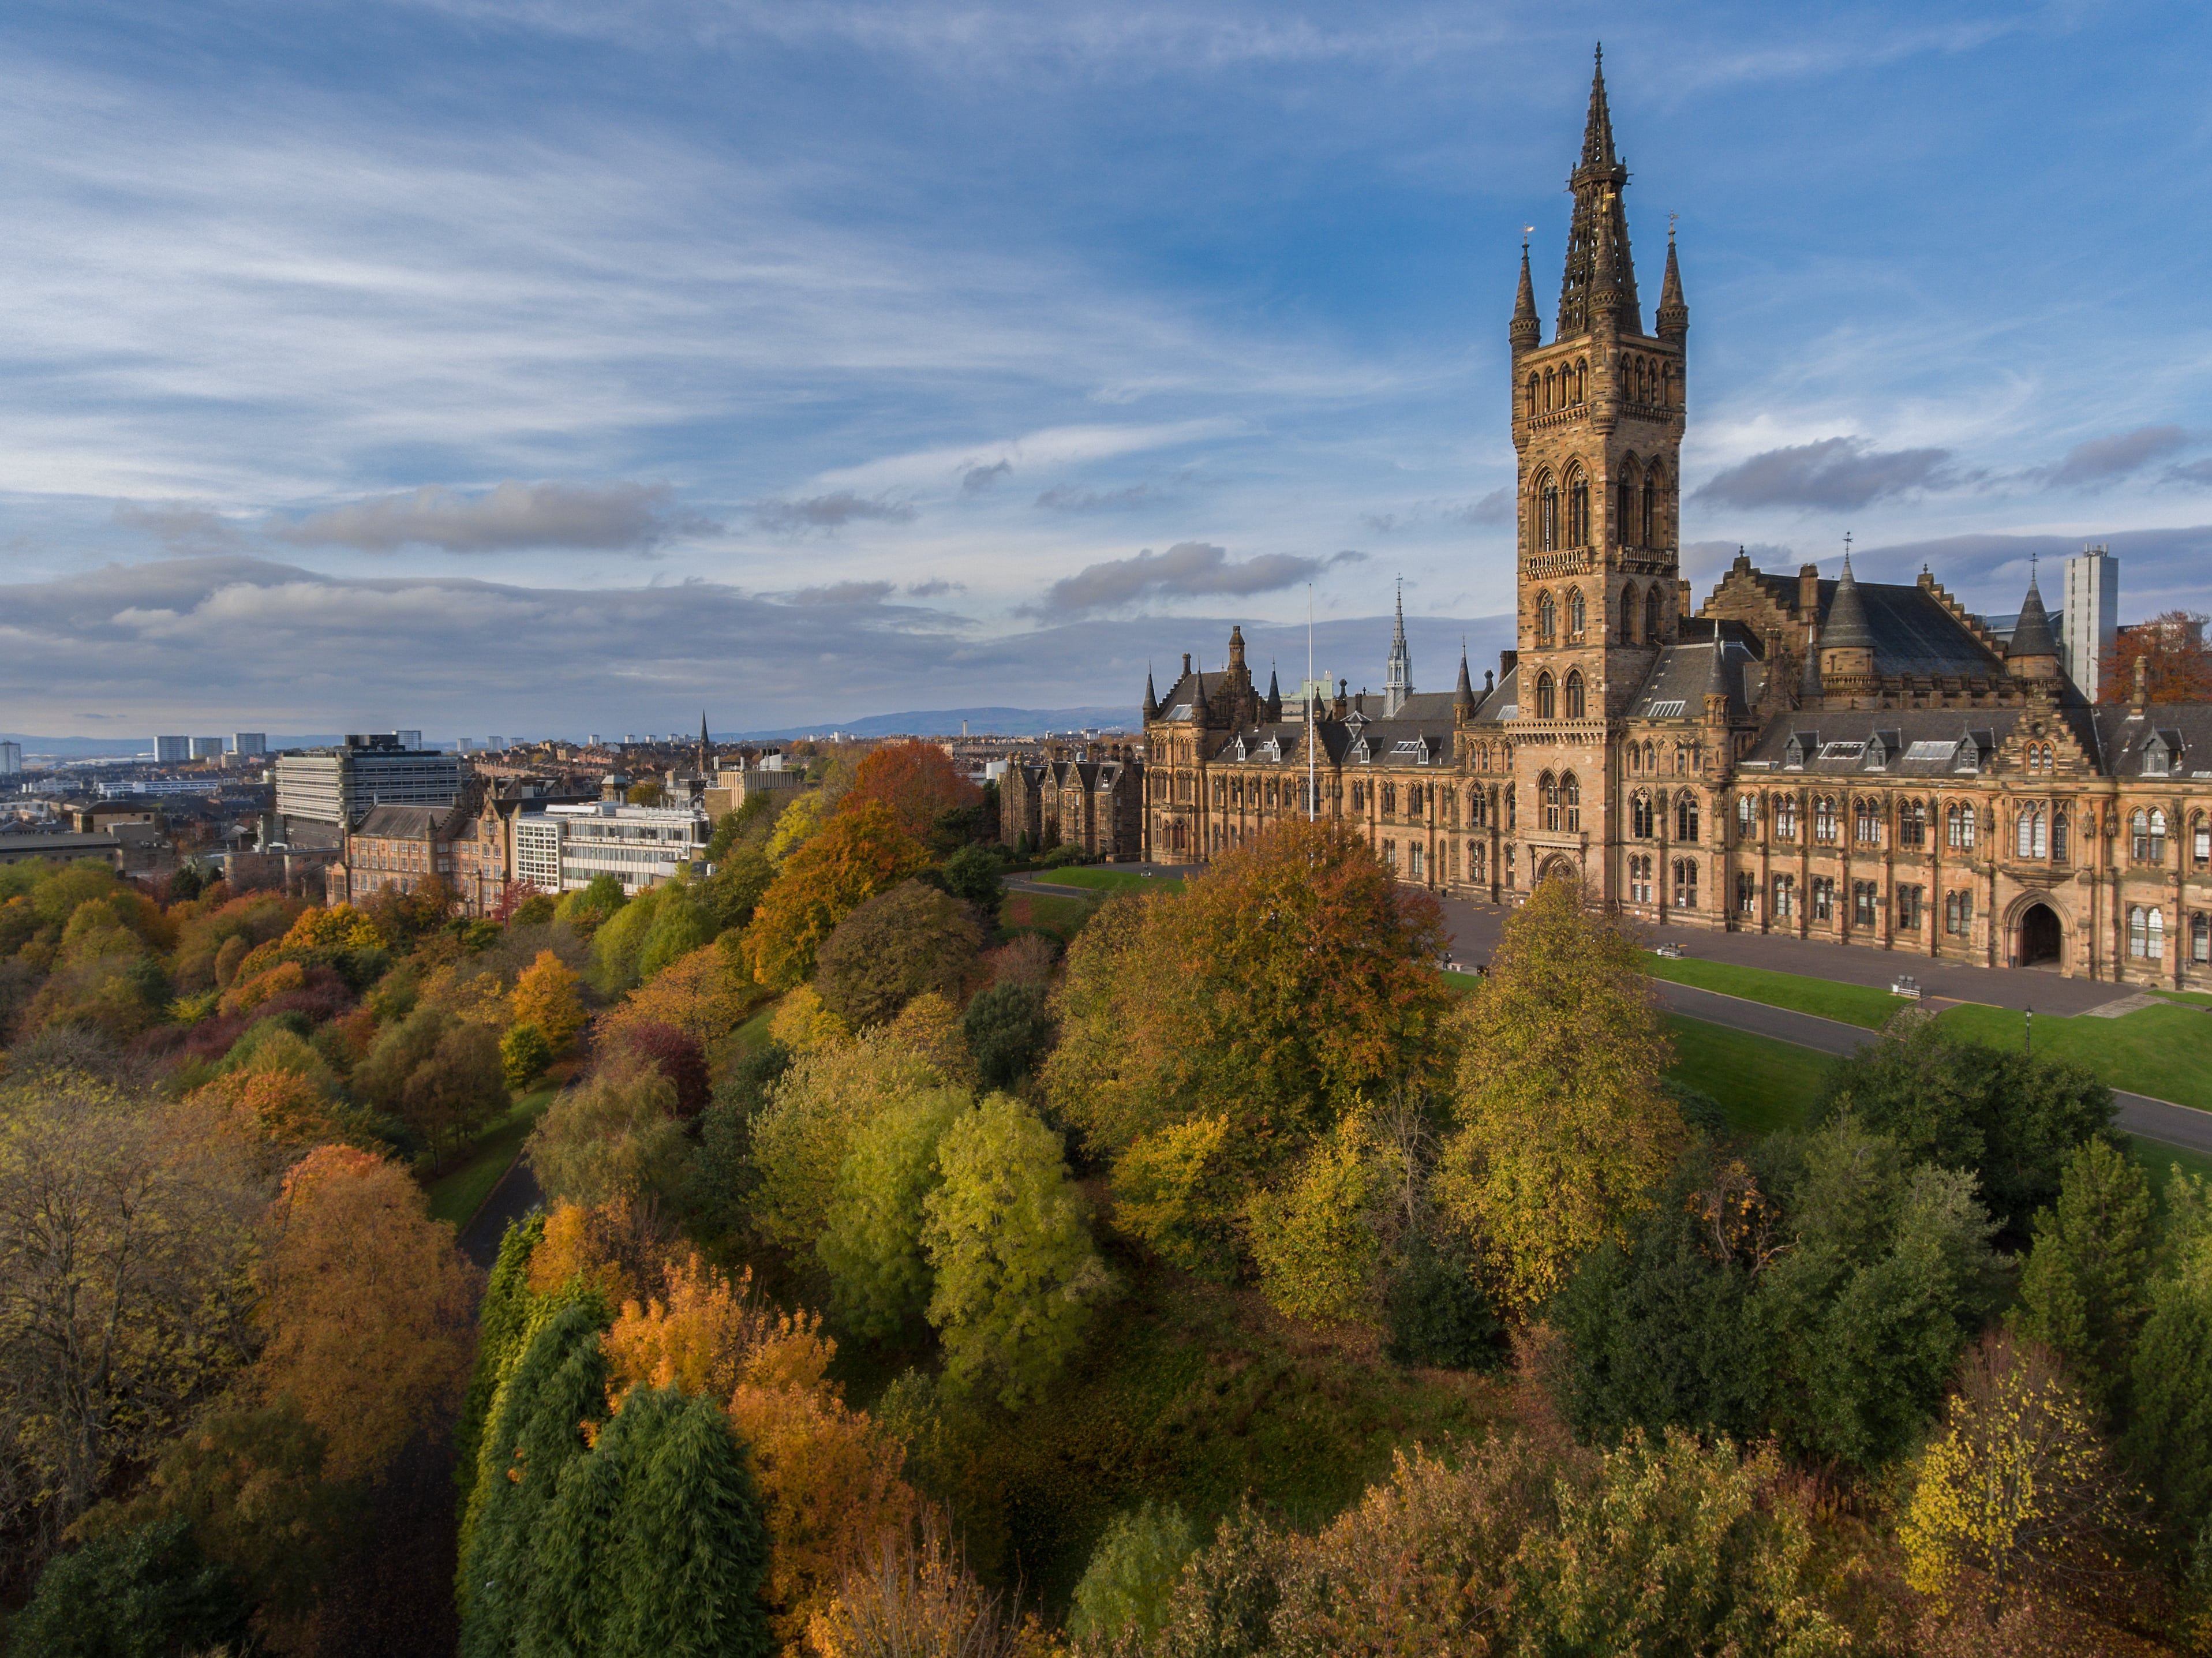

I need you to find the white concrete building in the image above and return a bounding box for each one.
[2064,545,2119,702]
[512,800,710,895]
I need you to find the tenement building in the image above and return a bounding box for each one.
[1140,54,2212,989]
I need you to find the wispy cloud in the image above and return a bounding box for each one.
[753,491,919,533]
[1693,436,1964,511]
[2033,425,2191,491]
[1031,541,1365,617]
[271,480,710,553]
[1036,482,1157,512]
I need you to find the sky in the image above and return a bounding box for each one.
[2,0,2210,739]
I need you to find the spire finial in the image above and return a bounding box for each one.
[1560,46,1639,336]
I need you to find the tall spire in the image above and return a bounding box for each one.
[2007,569,2060,666]
[1384,577,1413,715]
[1143,664,1159,722]
[1558,44,1641,339]
[1454,641,1478,719]
[1656,218,1687,342]
[1510,235,1540,353]
[1264,665,1282,723]
[1824,551,1873,650]
[698,710,710,774]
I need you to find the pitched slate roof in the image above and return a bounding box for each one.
[1745,572,2006,680]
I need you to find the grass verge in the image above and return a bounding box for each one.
[1000,890,1099,941]
[1937,1000,2212,1113]
[1028,867,1186,895]
[425,1086,555,1228]
[1663,1015,1834,1137]
[1644,955,1904,1029]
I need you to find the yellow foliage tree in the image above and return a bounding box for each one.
[507,948,585,1052]
[604,1251,776,1403]
[1436,875,1682,1317]
[605,942,757,1050]
[742,800,930,990]
[420,961,515,1029]
[767,789,826,863]
[1110,1114,1240,1278]
[769,984,850,1053]
[524,1194,668,1310]
[278,903,385,955]
[254,1146,479,1483]
[1900,1331,2144,1614]
[219,958,306,1019]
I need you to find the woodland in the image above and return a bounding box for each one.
[1,738,2209,1656]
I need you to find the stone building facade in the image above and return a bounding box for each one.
[1138,54,2212,989]
[1000,747,1146,859]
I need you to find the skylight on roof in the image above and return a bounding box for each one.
[1165,704,1192,720]
[1903,740,1953,762]
[1817,741,1866,761]
[1645,699,1687,718]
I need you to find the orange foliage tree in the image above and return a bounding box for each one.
[253,1146,480,1483]
[839,740,983,843]
[743,800,930,989]
[508,948,586,1051]
[278,903,386,955]
[602,942,758,1050]
[2100,609,2212,702]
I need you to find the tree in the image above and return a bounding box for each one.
[1071,1502,1197,1645]
[501,1021,552,1090]
[604,1019,712,1119]
[2123,1184,2212,1551]
[768,790,827,863]
[627,777,667,806]
[743,801,931,989]
[2013,1137,2154,1416]
[553,871,627,938]
[2100,609,2212,703]
[604,1251,775,1403]
[1814,1011,2114,1240]
[815,879,983,1031]
[1436,876,1682,1318]
[400,1021,510,1159]
[811,1517,1054,1658]
[708,846,777,935]
[638,880,714,983]
[524,1057,691,1208]
[0,1079,260,1559]
[455,1212,547,1504]
[278,902,385,955]
[605,940,757,1050]
[510,945,586,1051]
[592,881,672,995]
[1110,1114,1243,1281]
[922,1094,1113,1408]
[939,841,1004,923]
[351,1003,456,1115]
[768,983,849,1053]
[254,1146,479,1484]
[818,1088,967,1338]
[961,981,1055,1091]
[12,1517,253,1658]
[1248,1115,1388,1326]
[1901,1332,2143,1612]
[839,740,983,844]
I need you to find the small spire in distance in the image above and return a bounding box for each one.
[1511,234,1540,351]
[1657,215,1688,341]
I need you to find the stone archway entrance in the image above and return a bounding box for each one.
[2019,902,2063,968]
[1537,854,1578,889]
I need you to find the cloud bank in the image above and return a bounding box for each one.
[272,481,710,553]
[1693,436,1963,511]
[1033,541,1365,617]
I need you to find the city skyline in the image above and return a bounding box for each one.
[1,1,2208,731]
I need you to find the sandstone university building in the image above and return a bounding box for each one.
[1133,55,2212,990]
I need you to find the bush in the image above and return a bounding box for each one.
[501,1021,552,1091]
[13,1518,253,1658]
[1248,1117,1386,1326]
[1038,842,1092,868]
[961,981,1055,1090]
[1070,1501,1197,1644]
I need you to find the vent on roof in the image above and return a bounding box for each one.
[1391,738,1431,763]
[1903,740,1954,762]
[1165,704,1193,721]
[1645,699,1687,718]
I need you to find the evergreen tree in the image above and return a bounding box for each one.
[13,1517,253,1658]
[2125,1184,2212,1552]
[455,1212,548,1498]
[2013,1137,2154,1416]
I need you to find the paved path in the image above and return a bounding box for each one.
[458,1149,545,1268]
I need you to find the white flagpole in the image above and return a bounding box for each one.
[1307,583,1317,821]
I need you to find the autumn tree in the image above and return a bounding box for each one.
[839,739,983,844]
[743,800,930,989]
[602,940,756,1050]
[0,1078,261,1559]
[523,1056,691,1208]
[810,1516,1053,1658]
[922,1092,1112,1408]
[814,879,983,1031]
[254,1146,479,1484]
[501,1021,552,1090]
[2013,1137,2154,1416]
[1901,1332,2143,1613]
[1247,1113,1390,1326]
[2100,609,2212,703]
[509,945,586,1052]
[817,1088,968,1338]
[454,1212,547,1507]
[603,1019,712,1118]
[1436,875,1682,1317]
[399,1021,510,1159]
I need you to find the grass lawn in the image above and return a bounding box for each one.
[425,1086,555,1228]
[2129,1135,2212,1210]
[1028,866,1185,895]
[1937,1000,2212,1113]
[1663,1015,1834,1137]
[1644,955,1904,1030]
[1000,890,1099,941]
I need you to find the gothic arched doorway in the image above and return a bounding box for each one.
[1537,855,1578,888]
[2019,902,2063,968]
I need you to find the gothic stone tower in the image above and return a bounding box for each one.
[1507,47,1688,892]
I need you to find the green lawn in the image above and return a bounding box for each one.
[1644,955,1905,1030]
[425,1086,555,1228]
[1938,1000,2212,1113]
[1001,890,1099,941]
[1663,1015,1835,1137]
[1028,866,1185,895]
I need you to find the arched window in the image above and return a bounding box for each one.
[1645,585,1662,642]
[2151,809,2169,862]
[1620,582,1639,643]
[1535,670,1556,720]
[2131,906,2166,961]
[1629,854,1652,903]
[1565,669,1586,718]
[1536,590,1557,646]
[1814,796,1839,843]
[1382,783,1397,814]
[1627,742,1641,776]
[1574,359,1587,402]
[1469,840,1485,882]
[1775,794,1799,840]
[1407,784,1424,815]
[1736,794,1756,839]
[1567,474,1590,546]
[2053,809,2069,862]
[2017,806,2046,859]
[1540,770,1560,831]
[1566,587,1587,641]
[1676,792,1700,843]
[1543,368,1555,412]
[1854,798,1881,846]
[1526,373,1539,418]
[1642,740,1656,773]
[1899,798,1927,847]
[1540,480,1560,552]
[2135,809,2163,862]
[1631,792,1654,838]
[1562,772,1582,831]
[2195,912,2211,964]
[1673,858,1698,910]
[1468,788,1487,827]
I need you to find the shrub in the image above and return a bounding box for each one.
[1070,1502,1196,1644]
[12,1518,253,1658]
[501,1021,552,1091]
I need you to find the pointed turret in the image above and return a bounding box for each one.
[1454,645,1478,721]
[1143,665,1159,723]
[2007,571,2061,682]
[1384,578,1413,716]
[1558,46,1641,339]
[1824,553,1873,650]
[1192,665,1210,723]
[1264,666,1282,723]
[1510,239,1540,355]
[1656,223,1688,343]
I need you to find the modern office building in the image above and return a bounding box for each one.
[190,738,224,760]
[155,736,191,763]
[230,733,268,757]
[511,800,710,896]
[272,733,466,848]
[2064,545,2119,702]
[0,742,20,776]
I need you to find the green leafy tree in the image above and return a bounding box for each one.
[1814,1010,2114,1239]
[454,1212,548,1502]
[636,881,714,983]
[592,881,671,995]
[401,1021,510,1159]
[938,841,1004,923]
[961,982,1054,1091]
[706,846,776,935]
[1435,875,1682,1318]
[922,1093,1113,1408]
[1071,1501,1197,1645]
[352,1003,457,1116]
[1248,1115,1387,1326]
[553,871,627,938]
[815,879,983,1031]
[818,1087,968,1339]
[523,1057,691,1208]
[684,1044,792,1243]
[1110,1114,1243,1282]
[2013,1137,2154,1416]
[501,1021,553,1091]
[12,1518,253,1658]
[1384,1232,1505,1371]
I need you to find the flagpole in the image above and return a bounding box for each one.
[1307,583,1317,822]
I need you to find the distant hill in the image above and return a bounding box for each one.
[725,706,1137,741]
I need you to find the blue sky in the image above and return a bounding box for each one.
[1,0,2209,736]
